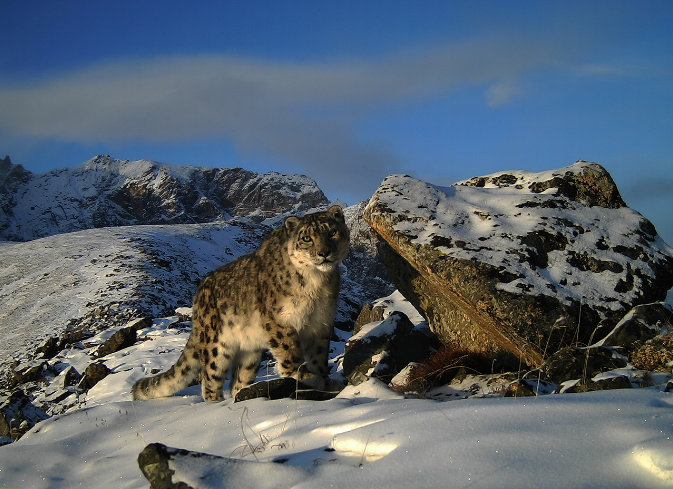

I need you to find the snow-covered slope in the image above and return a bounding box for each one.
[0,155,328,241]
[0,220,269,372]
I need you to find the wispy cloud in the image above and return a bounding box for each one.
[0,34,595,197]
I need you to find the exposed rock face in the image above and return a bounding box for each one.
[342,201,395,303]
[0,390,49,440]
[0,155,329,241]
[364,161,673,369]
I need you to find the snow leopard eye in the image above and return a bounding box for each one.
[301,235,312,242]
[328,229,338,238]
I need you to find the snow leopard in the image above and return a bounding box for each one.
[132,205,349,402]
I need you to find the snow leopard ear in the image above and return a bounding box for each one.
[327,205,344,222]
[284,216,301,232]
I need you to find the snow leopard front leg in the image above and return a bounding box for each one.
[265,321,326,390]
[300,326,345,392]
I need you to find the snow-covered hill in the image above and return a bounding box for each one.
[0,155,328,241]
[0,220,269,373]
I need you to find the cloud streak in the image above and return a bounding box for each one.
[0,34,594,198]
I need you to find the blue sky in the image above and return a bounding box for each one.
[1,0,672,243]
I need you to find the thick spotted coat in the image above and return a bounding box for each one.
[132,206,349,401]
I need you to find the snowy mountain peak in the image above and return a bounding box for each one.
[0,155,329,241]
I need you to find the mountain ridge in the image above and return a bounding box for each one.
[0,154,330,241]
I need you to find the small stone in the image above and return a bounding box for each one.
[78,363,111,391]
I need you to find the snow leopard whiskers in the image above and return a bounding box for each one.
[132,205,349,401]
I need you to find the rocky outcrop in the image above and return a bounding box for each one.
[0,390,49,441]
[364,161,673,370]
[343,311,433,385]
[0,155,329,241]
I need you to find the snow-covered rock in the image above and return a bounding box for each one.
[365,161,673,369]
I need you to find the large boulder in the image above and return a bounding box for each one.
[343,311,432,385]
[364,161,673,369]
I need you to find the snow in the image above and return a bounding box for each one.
[1,368,672,488]
[2,306,672,488]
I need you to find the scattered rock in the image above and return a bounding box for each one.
[353,302,386,335]
[12,359,47,384]
[504,380,538,397]
[560,375,633,393]
[0,390,49,441]
[59,328,95,348]
[78,362,111,392]
[93,318,150,358]
[631,333,673,372]
[43,388,75,404]
[364,161,673,370]
[175,307,193,322]
[61,366,82,387]
[35,336,60,359]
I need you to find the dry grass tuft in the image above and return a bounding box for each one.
[631,333,673,372]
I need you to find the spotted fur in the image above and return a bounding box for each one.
[132,206,349,401]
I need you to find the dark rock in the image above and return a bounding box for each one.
[234,378,341,403]
[12,360,47,384]
[599,302,673,349]
[353,303,386,335]
[343,311,432,385]
[62,366,82,387]
[364,161,673,370]
[94,319,150,358]
[138,443,308,489]
[138,443,194,489]
[78,362,111,391]
[504,380,538,397]
[540,346,628,385]
[59,329,95,348]
[35,337,60,359]
[562,375,633,393]
[0,389,50,440]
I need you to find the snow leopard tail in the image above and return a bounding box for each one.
[132,334,201,400]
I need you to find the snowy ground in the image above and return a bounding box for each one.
[1,309,672,489]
